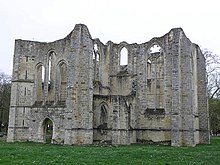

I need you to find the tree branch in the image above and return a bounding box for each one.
[210,88,220,99]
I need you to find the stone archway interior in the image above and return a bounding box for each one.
[42,118,53,143]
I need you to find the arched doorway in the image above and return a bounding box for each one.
[42,118,53,143]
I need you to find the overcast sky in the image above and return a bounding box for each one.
[0,0,219,75]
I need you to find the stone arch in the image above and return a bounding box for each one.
[35,63,45,103]
[39,117,54,143]
[57,60,68,104]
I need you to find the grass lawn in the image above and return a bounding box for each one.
[0,137,220,165]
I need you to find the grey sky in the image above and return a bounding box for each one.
[0,0,219,75]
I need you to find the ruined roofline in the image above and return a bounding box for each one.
[14,24,92,44]
[14,24,196,48]
[93,27,195,46]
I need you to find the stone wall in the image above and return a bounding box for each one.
[7,24,210,146]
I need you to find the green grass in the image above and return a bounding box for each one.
[0,137,220,165]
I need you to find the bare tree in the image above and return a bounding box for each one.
[203,48,220,99]
[0,72,11,133]
[203,48,220,134]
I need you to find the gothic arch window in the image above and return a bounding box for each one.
[44,50,56,104]
[146,43,164,110]
[58,61,67,103]
[120,47,128,65]
[47,51,55,86]
[41,65,45,83]
[100,104,108,125]
[36,64,45,102]
[48,54,52,83]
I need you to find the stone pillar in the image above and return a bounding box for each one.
[64,24,94,145]
[135,45,147,138]
[170,29,182,146]
[179,32,195,146]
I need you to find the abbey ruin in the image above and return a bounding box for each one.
[7,24,210,146]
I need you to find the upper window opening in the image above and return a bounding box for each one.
[48,54,52,83]
[41,65,45,83]
[94,43,98,52]
[93,43,100,61]
[59,62,67,102]
[93,52,95,60]
[48,51,55,83]
[149,44,161,54]
[120,47,128,65]
[96,53,100,62]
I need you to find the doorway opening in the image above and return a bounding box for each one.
[42,118,53,143]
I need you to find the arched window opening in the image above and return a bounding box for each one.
[100,104,107,125]
[47,51,56,93]
[94,43,98,52]
[48,56,52,83]
[42,118,53,143]
[41,66,45,83]
[93,43,100,61]
[36,64,45,103]
[48,55,52,92]
[149,44,161,54]
[93,43,100,80]
[147,44,164,110]
[48,52,55,84]
[58,62,67,104]
[120,47,128,65]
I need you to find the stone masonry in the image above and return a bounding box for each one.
[7,24,210,146]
